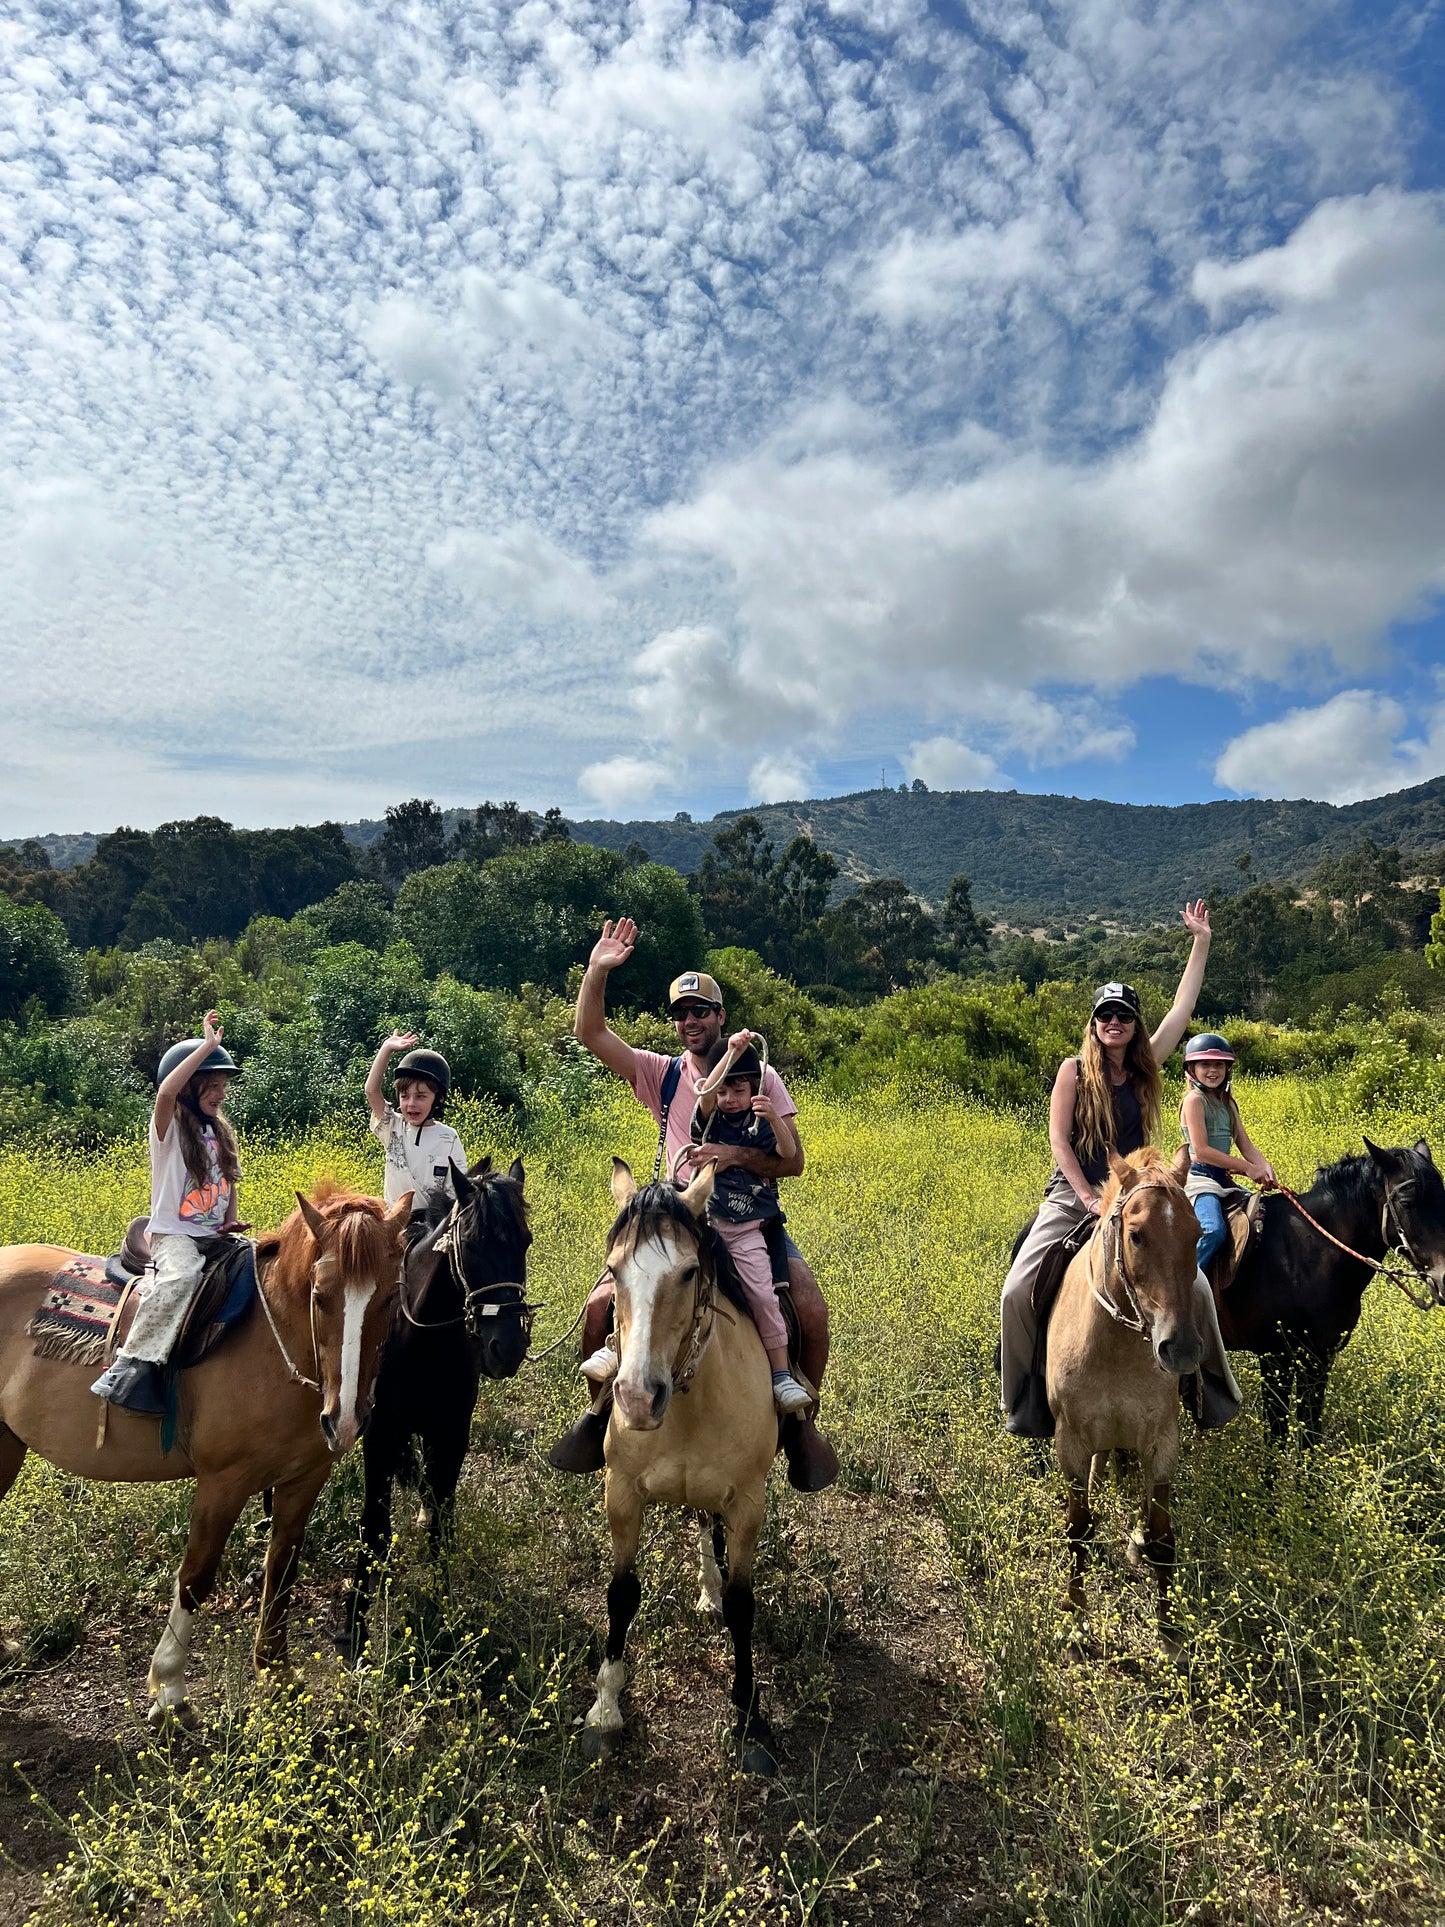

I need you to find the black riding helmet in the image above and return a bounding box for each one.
[157,1038,242,1086]
[393,1047,451,1121]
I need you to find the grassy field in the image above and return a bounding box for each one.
[0,1074,1443,1925]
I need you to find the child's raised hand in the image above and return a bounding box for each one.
[202,1010,223,1048]
[384,1030,420,1054]
[727,1029,754,1055]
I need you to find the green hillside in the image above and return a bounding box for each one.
[26,775,1445,924]
[573,777,1445,921]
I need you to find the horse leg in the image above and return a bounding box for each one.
[582,1492,643,1762]
[1056,1426,1093,1626]
[1140,1479,1182,1661]
[1259,1347,1293,1451]
[720,1492,774,1777]
[342,1433,395,1663]
[254,1465,331,1674]
[0,1428,29,1661]
[1297,1350,1331,1449]
[419,1415,470,1578]
[695,1513,726,1616]
[147,1473,250,1727]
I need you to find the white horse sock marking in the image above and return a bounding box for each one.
[585,1656,626,1731]
[148,1581,194,1709]
[696,1519,724,1614]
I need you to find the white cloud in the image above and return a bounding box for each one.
[578,755,671,814]
[905,737,1004,791]
[1214,690,1445,804]
[426,525,608,622]
[748,754,813,804]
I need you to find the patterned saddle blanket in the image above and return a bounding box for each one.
[27,1237,257,1371]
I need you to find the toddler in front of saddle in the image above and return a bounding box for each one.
[90,1010,244,1415]
[687,1033,812,1416]
[1180,1032,1276,1272]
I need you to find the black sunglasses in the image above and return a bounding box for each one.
[671,1003,719,1019]
[1095,1006,1137,1023]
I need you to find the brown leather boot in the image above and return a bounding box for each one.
[780,1413,840,1492]
[547,1401,610,1473]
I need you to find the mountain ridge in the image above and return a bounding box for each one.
[20,776,1445,923]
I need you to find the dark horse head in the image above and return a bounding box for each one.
[1362,1137,1445,1306]
[408,1156,534,1378]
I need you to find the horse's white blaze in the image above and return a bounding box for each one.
[585,1657,626,1732]
[696,1518,724,1615]
[337,1279,376,1435]
[147,1580,194,1711]
[614,1242,674,1421]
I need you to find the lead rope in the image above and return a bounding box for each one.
[1276,1185,1436,1310]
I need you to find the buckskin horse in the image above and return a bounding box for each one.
[580,1160,780,1776]
[340,1157,533,1660]
[1218,1137,1445,1448]
[0,1187,411,1723]
[1046,1147,1203,1650]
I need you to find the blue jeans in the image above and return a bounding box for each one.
[1193,1191,1230,1271]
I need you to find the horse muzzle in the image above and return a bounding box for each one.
[1155,1328,1202,1377]
[320,1408,360,1456]
[614,1374,672,1430]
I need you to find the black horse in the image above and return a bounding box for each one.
[1222,1138,1445,1447]
[341,1157,533,1659]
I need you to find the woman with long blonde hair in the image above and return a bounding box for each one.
[1000,904,1242,1437]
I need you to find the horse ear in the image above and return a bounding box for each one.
[470,1155,493,1179]
[610,1157,637,1206]
[1362,1136,1394,1167]
[385,1191,415,1233]
[296,1191,329,1240]
[678,1162,716,1220]
[1414,1139,1433,1165]
[450,1159,475,1205]
[1107,1151,1137,1190]
[508,1157,525,1189]
[1169,1144,1190,1184]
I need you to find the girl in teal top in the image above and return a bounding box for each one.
[1180,1033,1277,1270]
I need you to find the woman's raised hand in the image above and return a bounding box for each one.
[1181,899,1211,940]
[589,917,638,972]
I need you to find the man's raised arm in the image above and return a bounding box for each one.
[574,917,641,1085]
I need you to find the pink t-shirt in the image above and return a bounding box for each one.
[631,1049,797,1177]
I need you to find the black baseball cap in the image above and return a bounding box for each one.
[1092,981,1142,1018]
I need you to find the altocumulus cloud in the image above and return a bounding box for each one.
[0,0,1435,827]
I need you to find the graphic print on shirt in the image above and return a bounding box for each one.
[178,1131,229,1229]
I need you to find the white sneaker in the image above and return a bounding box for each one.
[771,1372,812,1415]
[579,1345,618,1386]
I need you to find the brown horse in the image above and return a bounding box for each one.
[581,1161,780,1776]
[0,1186,411,1723]
[1046,1147,1202,1648]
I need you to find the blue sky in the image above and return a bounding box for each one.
[3,0,1445,836]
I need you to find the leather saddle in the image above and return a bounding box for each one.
[1204,1189,1265,1297]
[103,1219,257,1369]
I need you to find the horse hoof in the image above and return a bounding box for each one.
[1159,1625,1189,1671]
[147,1696,197,1732]
[1124,1531,1144,1571]
[694,1591,723,1618]
[580,1725,620,1764]
[0,1638,23,1665]
[741,1741,778,1778]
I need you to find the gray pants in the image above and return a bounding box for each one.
[122,1233,205,1365]
[999,1176,1241,1414]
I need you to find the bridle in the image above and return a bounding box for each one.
[1275,1180,1438,1312]
[254,1249,324,1393]
[394,1194,535,1342]
[1089,1179,1182,1338]
[613,1203,720,1397]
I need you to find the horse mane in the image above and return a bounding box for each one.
[1097,1144,1177,1213]
[1300,1150,1383,1216]
[608,1182,707,1266]
[255,1181,397,1306]
[460,1158,530,1245]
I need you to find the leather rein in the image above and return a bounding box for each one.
[1088,1179,1180,1338]
[1275,1182,1438,1311]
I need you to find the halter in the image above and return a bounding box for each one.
[1089,1179,1180,1337]
[395,1195,534,1341]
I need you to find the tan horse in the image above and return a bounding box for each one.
[1046,1147,1202,1649]
[0,1187,411,1723]
[581,1161,780,1775]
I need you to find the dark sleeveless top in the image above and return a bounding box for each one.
[1069,1068,1144,1187]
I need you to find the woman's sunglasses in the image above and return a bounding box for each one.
[1094,1007,1137,1024]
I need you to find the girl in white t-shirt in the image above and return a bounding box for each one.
[91,1010,243,1413]
[365,1032,467,1219]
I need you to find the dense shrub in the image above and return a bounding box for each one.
[0,1019,148,1145]
[0,898,79,1022]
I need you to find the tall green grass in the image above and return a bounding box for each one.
[2,1075,1443,1923]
